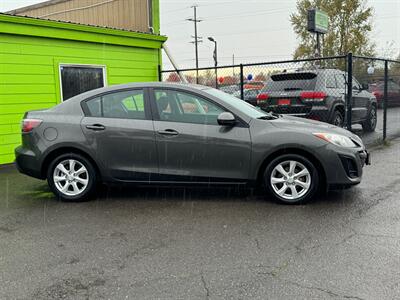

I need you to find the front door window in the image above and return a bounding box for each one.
[154,89,224,125]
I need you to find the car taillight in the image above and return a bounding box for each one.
[300,91,327,102]
[22,119,42,133]
[256,93,269,105]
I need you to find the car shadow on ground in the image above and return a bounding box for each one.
[20,182,357,207]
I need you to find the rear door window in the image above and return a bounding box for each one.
[335,74,346,90]
[263,72,317,92]
[86,97,102,117]
[326,73,337,88]
[84,89,147,120]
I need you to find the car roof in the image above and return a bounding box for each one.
[50,82,212,114]
[90,81,209,95]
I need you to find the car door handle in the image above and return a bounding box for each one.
[157,129,179,136]
[86,124,105,131]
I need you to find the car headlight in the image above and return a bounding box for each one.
[351,134,364,147]
[313,133,357,148]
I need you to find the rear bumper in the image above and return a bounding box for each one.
[260,105,331,122]
[14,146,44,179]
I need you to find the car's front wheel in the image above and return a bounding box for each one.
[47,153,97,201]
[264,154,319,204]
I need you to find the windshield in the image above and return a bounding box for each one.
[204,88,269,119]
[261,72,318,92]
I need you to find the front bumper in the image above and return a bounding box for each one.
[15,146,44,179]
[324,145,370,190]
[360,149,371,166]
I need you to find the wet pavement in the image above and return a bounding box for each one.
[0,139,400,299]
[353,106,400,146]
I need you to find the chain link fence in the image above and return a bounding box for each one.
[162,54,400,145]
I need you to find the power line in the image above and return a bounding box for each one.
[169,26,291,42]
[162,7,290,27]
[202,8,289,21]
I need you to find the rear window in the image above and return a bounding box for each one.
[262,72,318,92]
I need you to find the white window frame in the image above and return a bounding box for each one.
[59,64,107,102]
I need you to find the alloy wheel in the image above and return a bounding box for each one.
[270,160,311,201]
[333,113,344,127]
[370,107,377,128]
[53,159,89,196]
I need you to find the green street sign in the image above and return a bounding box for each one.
[307,9,328,34]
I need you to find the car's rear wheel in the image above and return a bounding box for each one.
[331,109,344,127]
[264,154,319,204]
[47,153,97,201]
[362,105,377,132]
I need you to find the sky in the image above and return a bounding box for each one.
[1,0,399,70]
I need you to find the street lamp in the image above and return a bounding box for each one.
[208,36,218,88]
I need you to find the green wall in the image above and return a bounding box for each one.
[0,14,166,165]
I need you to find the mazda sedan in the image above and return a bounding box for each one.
[15,83,370,204]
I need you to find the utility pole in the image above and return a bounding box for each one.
[187,5,202,83]
[208,37,218,88]
[315,32,321,57]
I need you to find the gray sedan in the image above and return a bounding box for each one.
[15,83,370,204]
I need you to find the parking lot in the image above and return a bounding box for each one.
[0,137,399,299]
[355,106,400,144]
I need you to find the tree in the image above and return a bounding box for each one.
[255,72,268,81]
[166,72,180,82]
[391,53,400,84]
[291,0,376,59]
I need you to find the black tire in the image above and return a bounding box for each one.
[331,109,345,127]
[264,154,319,205]
[362,104,377,132]
[47,153,97,202]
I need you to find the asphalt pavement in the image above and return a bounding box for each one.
[353,106,400,145]
[0,139,400,299]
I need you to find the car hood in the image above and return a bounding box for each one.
[268,115,358,138]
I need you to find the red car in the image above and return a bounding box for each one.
[368,81,400,107]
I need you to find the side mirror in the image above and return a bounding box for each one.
[217,112,236,126]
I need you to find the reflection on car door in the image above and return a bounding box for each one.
[150,88,252,182]
[81,88,158,180]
